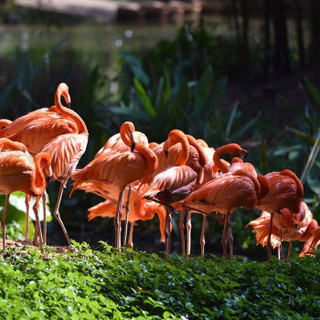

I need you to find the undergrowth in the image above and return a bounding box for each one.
[0,241,319,319]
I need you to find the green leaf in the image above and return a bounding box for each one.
[194,65,213,110]
[133,77,156,118]
[305,78,320,107]
[121,53,150,86]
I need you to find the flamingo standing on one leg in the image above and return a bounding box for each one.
[0,147,51,254]
[0,83,88,245]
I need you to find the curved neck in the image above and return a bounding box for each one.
[31,153,50,196]
[135,144,158,177]
[186,135,207,167]
[120,122,135,149]
[213,143,247,173]
[280,169,304,198]
[164,130,189,166]
[257,174,270,199]
[51,84,88,135]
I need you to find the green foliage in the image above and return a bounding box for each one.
[110,24,258,147]
[0,242,320,319]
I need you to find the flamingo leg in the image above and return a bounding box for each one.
[24,195,30,242]
[227,213,233,259]
[42,194,47,245]
[179,210,185,255]
[1,194,10,256]
[165,207,172,254]
[53,183,71,245]
[123,184,132,247]
[128,222,134,249]
[33,199,43,249]
[267,212,274,261]
[114,189,125,249]
[221,213,228,258]
[186,211,192,256]
[200,214,207,256]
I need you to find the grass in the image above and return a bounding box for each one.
[0,241,319,319]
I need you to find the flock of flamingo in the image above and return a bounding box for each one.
[0,82,319,260]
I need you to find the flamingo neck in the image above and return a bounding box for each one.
[120,122,135,148]
[280,169,304,198]
[213,143,247,173]
[135,144,158,177]
[51,84,88,136]
[165,130,189,166]
[31,153,50,196]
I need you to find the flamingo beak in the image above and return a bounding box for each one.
[131,142,136,152]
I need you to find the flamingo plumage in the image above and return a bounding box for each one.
[0,141,51,253]
[0,83,88,245]
[256,169,304,260]
[71,139,158,248]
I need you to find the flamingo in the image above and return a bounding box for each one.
[93,121,149,243]
[247,202,318,259]
[0,145,51,253]
[182,143,250,256]
[71,140,158,248]
[0,83,88,245]
[256,169,304,260]
[180,146,268,259]
[140,130,205,254]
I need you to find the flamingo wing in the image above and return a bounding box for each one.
[41,133,88,182]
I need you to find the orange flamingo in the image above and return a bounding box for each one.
[182,143,250,256]
[0,83,88,245]
[71,140,158,248]
[0,145,51,253]
[93,121,149,243]
[247,202,317,259]
[256,169,304,260]
[180,142,268,258]
[141,130,204,254]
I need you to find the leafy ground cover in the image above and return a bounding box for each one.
[0,241,319,319]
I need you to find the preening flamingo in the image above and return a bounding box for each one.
[256,169,304,260]
[0,83,88,245]
[0,144,51,253]
[141,130,203,254]
[71,140,158,248]
[247,202,316,259]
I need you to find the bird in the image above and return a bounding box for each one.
[256,169,304,260]
[0,83,88,245]
[0,142,51,253]
[180,143,268,258]
[71,137,158,248]
[140,129,203,254]
[247,202,318,259]
[181,143,253,256]
[87,183,166,248]
[92,121,149,243]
